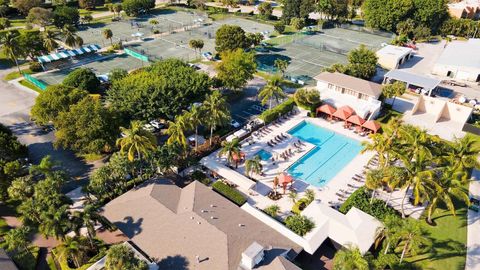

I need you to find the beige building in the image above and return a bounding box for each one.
[448,0,480,19]
[432,39,480,82]
[403,95,473,141]
[376,45,413,70]
[314,72,382,119]
[101,179,302,270]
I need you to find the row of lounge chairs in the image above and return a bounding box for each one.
[267,133,289,147]
[253,126,273,138]
[272,109,299,127]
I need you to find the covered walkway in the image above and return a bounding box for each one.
[383,69,441,96]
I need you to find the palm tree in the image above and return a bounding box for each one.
[258,76,286,109]
[4,226,31,256]
[203,91,231,145]
[103,28,113,46]
[41,28,58,52]
[0,31,21,73]
[72,203,107,249]
[29,155,57,177]
[75,36,84,47]
[288,190,298,203]
[397,219,430,263]
[218,139,241,167]
[183,106,203,151]
[149,19,159,29]
[38,205,70,241]
[443,136,480,172]
[245,155,263,177]
[56,237,87,268]
[365,169,384,203]
[332,245,370,270]
[116,121,157,179]
[63,24,81,48]
[264,204,280,218]
[166,115,189,150]
[424,169,470,224]
[375,214,402,255]
[304,189,315,203]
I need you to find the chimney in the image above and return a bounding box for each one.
[240,242,265,270]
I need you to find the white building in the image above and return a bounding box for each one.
[403,95,473,141]
[384,69,441,96]
[376,45,413,70]
[314,72,382,120]
[432,39,480,82]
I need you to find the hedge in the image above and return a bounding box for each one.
[259,98,295,124]
[291,198,310,215]
[339,187,399,221]
[212,181,247,206]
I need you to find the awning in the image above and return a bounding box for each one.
[347,115,365,126]
[333,105,355,120]
[316,104,336,115]
[362,120,381,133]
[37,44,101,63]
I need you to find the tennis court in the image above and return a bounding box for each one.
[126,36,202,62]
[35,54,146,85]
[212,18,274,34]
[320,27,391,49]
[76,9,208,47]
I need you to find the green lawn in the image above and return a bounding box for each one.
[19,79,43,93]
[403,202,467,270]
[377,107,402,125]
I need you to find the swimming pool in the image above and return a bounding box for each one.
[256,149,273,161]
[287,121,362,187]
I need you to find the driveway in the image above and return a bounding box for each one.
[0,67,99,192]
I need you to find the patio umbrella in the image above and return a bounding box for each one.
[278,172,293,185]
[347,115,366,126]
[362,120,382,133]
[316,104,336,115]
[333,106,355,120]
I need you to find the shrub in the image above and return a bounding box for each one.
[274,22,285,34]
[122,0,155,16]
[264,204,280,218]
[285,214,315,236]
[112,41,123,50]
[259,98,295,124]
[339,187,399,221]
[291,198,309,214]
[62,68,100,93]
[153,29,160,34]
[290,17,305,31]
[29,62,42,72]
[293,88,321,112]
[191,171,212,186]
[212,181,247,206]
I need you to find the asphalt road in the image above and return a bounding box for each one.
[0,67,96,192]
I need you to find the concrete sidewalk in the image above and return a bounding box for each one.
[466,169,480,270]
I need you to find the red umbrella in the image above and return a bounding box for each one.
[347,115,366,126]
[278,172,293,185]
[362,120,381,133]
[316,104,336,115]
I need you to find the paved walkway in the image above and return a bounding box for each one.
[466,169,480,270]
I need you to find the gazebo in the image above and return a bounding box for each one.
[316,104,336,118]
[347,115,366,126]
[333,105,356,120]
[362,120,382,134]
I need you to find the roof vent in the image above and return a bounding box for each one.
[197,221,201,225]
[210,204,215,207]
[210,216,216,219]
[201,209,208,213]
[238,223,245,227]
[190,216,194,219]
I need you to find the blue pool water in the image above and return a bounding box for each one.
[256,149,273,161]
[287,121,362,187]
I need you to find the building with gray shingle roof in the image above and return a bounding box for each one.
[101,179,301,270]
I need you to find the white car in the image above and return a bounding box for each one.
[230,119,240,128]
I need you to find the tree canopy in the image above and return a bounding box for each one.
[0,124,27,200]
[215,25,249,53]
[346,45,378,80]
[52,5,80,28]
[216,49,256,91]
[62,68,101,93]
[107,59,211,121]
[30,85,88,125]
[122,0,155,16]
[54,97,119,154]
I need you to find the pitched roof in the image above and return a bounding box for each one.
[101,179,301,270]
[314,72,382,97]
[261,256,302,270]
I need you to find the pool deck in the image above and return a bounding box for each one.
[202,108,375,219]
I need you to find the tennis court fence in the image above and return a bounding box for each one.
[294,38,350,56]
[335,23,395,39]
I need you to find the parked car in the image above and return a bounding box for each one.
[230,119,240,128]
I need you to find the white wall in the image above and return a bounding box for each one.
[432,63,480,82]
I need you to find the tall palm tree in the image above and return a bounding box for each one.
[443,136,480,172]
[56,237,87,268]
[365,169,384,203]
[424,169,470,224]
[63,24,81,48]
[374,214,402,255]
[41,29,58,52]
[166,115,189,150]
[117,120,157,162]
[218,139,241,167]
[103,28,113,46]
[203,91,231,145]
[258,76,286,109]
[397,219,430,263]
[245,155,263,177]
[116,121,157,179]
[38,205,70,241]
[183,106,203,151]
[332,245,370,270]
[71,203,107,249]
[0,30,21,73]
